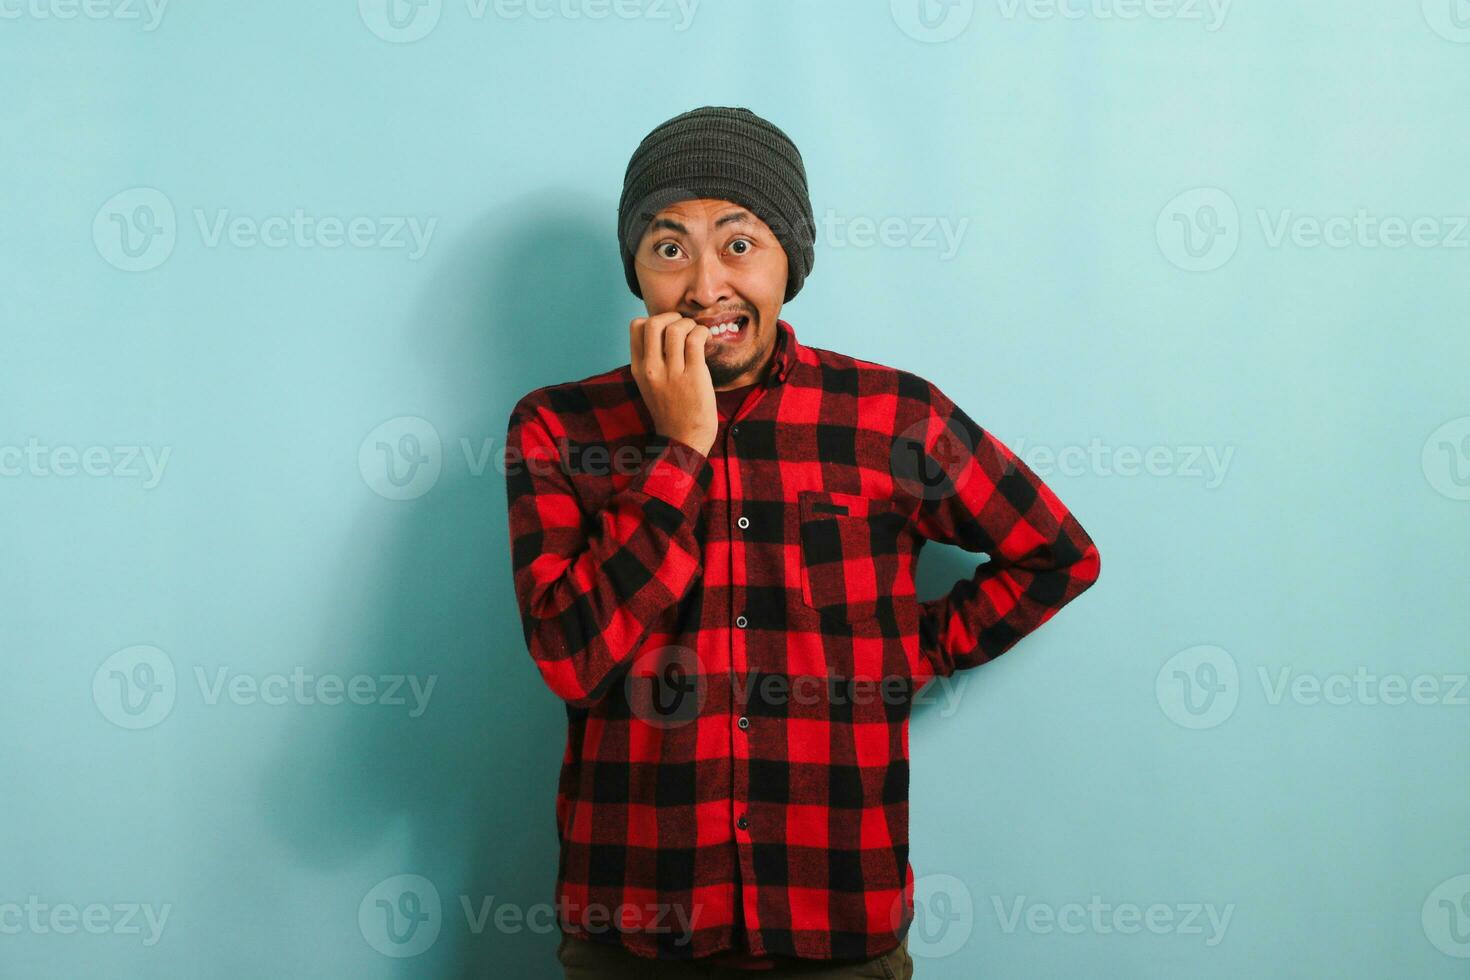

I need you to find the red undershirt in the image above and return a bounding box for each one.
[715,380,758,424]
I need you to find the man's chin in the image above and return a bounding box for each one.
[708,360,752,388]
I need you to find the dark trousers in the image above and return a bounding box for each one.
[557,933,914,979]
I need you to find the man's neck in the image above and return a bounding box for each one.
[714,346,775,391]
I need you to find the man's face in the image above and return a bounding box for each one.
[632,198,788,390]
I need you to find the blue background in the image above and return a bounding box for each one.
[3,0,1469,976]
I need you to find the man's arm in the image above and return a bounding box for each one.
[907,384,1101,678]
[503,393,713,708]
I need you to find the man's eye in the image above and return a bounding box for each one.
[657,243,682,259]
[729,238,752,255]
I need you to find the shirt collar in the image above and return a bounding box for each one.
[764,317,800,387]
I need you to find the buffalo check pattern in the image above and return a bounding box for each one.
[503,317,1101,963]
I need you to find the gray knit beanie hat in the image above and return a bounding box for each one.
[618,106,816,304]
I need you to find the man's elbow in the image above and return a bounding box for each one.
[536,663,604,709]
[524,630,610,710]
[1072,536,1101,594]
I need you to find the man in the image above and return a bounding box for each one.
[504,106,1101,977]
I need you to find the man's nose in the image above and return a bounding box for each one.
[684,246,731,308]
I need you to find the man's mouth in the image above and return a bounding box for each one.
[696,314,750,343]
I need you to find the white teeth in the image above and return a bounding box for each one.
[709,319,743,336]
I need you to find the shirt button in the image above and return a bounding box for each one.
[735,615,748,628]
[737,814,748,830]
[731,425,740,436]
[737,516,750,530]
[737,716,749,730]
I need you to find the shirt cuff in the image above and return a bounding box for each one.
[634,434,714,513]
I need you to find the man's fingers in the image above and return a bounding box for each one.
[648,311,685,363]
[685,323,710,369]
[629,317,647,372]
[639,313,691,371]
[663,317,687,375]
[633,313,708,378]
[642,315,669,374]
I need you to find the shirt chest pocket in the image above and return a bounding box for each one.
[796,489,911,624]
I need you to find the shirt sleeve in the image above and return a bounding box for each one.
[907,384,1101,678]
[503,393,713,708]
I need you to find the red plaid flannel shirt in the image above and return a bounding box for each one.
[503,317,1101,964]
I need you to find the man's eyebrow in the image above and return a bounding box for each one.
[647,217,689,235]
[714,210,753,228]
[647,211,755,236]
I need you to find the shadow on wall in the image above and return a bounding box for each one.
[259,189,629,980]
[910,549,996,731]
